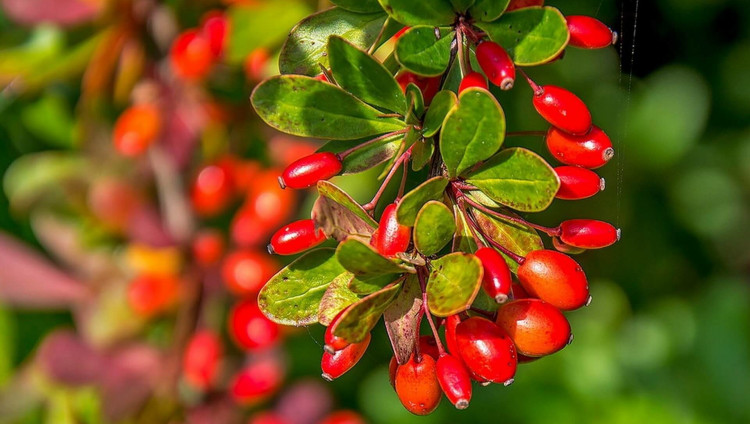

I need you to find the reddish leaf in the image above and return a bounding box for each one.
[36,330,103,386]
[2,0,102,26]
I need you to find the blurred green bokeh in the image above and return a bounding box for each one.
[1,0,749,423]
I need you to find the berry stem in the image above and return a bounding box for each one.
[338,128,410,160]
[363,145,413,211]
[417,266,446,356]
[464,208,525,264]
[459,192,560,236]
[397,156,409,200]
[518,68,543,95]
[367,18,391,55]
[456,27,469,77]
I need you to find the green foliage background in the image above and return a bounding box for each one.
[0,0,749,422]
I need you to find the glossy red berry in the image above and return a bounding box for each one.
[321,333,371,381]
[113,104,161,156]
[517,250,589,310]
[476,41,516,90]
[230,357,284,404]
[394,354,441,416]
[221,250,278,296]
[324,308,351,354]
[228,299,280,351]
[436,354,473,409]
[192,229,225,267]
[554,166,605,200]
[183,329,223,390]
[459,72,488,93]
[559,219,620,249]
[566,15,617,49]
[419,335,441,359]
[319,410,367,424]
[396,72,441,103]
[201,11,228,59]
[389,355,398,388]
[511,282,531,300]
[496,299,572,357]
[246,170,296,227]
[371,203,411,257]
[455,317,517,384]
[269,219,326,255]
[170,29,213,81]
[127,273,180,317]
[444,314,461,356]
[191,161,236,217]
[279,152,342,189]
[546,126,614,169]
[532,85,592,135]
[474,247,513,303]
[506,0,544,12]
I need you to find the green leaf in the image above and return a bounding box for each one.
[469,0,510,22]
[411,136,435,171]
[318,272,359,326]
[475,6,569,66]
[21,94,76,148]
[349,274,398,295]
[251,75,405,140]
[258,249,346,326]
[452,203,478,253]
[4,152,89,212]
[426,253,482,317]
[312,181,377,243]
[318,134,404,175]
[279,8,394,76]
[395,26,454,76]
[450,0,476,13]
[422,90,457,137]
[336,238,413,279]
[405,83,425,122]
[377,0,456,25]
[330,0,384,13]
[331,280,403,343]
[472,209,543,272]
[465,147,560,212]
[413,201,456,255]
[396,176,449,226]
[383,274,422,365]
[328,36,407,114]
[440,88,506,177]
[226,1,312,64]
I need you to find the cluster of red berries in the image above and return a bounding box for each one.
[252,0,621,416]
[170,12,228,81]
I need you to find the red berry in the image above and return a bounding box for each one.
[183,329,223,390]
[474,247,513,303]
[269,219,326,255]
[244,48,270,81]
[247,170,296,227]
[170,29,213,80]
[222,250,278,296]
[191,161,236,217]
[517,250,589,310]
[370,203,411,257]
[532,85,592,135]
[546,126,614,169]
[459,72,488,93]
[394,355,441,415]
[496,299,572,357]
[321,333,371,381]
[476,41,516,90]
[127,274,180,317]
[552,236,587,254]
[279,152,342,189]
[455,317,517,385]
[566,15,616,49]
[436,354,473,409]
[554,166,605,200]
[192,229,225,267]
[511,282,531,300]
[419,335,440,360]
[559,219,620,249]
[113,104,161,156]
[230,357,284,404]
[201,11,229,59]
[231,206,268,247]
[444,314,461,356]
[228,299,280,351]
[314,73,330,82]
[319,410,367,424]
[395,72,441,103]
[506,0,544,11]
[324,308,351,354]
[389,355,398,388]
[247,412,290,424]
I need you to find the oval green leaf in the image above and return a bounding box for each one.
[469,0,510,22]
[440,88,506,177]
[422,90,457,137]
[472,209,543,272]
[279,8,395,76]
[336,238,413,279]
[328,36,407,114]
[318,133,404,175]
[251,75,405,140]
[318,272,359,326]
[395,26,454,76]
[349,274,398,295]
[414,201,456,256]
[258,249,347,326]
[405,83,425,123]
[452,203,478,253]
[475,6,569,66]
[466,147,560,212]
[396,176,449,226]
[426,253,482,317]
[450,0,475,13]
[331,280,403,343]
[4,152,89,212]
[377,0,456,25]
[330,0,383,13]
[411,136,435,171]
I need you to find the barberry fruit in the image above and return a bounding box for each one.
[506,0,544,11]
[546,126,614,169]
[222,250,278,296]
[475,246,513,303]
[459,72,489,93]
[517,250,589,310]
[269,219,327,255]
[183,329,223,390]
[566,15,617,49]
[496,299,571,357]
[324,308,351,354]
[476,41,516,90]
[321,333,371,381]
[394,354,441,415]
[113,104,161,156]
[192,229,225,267]
[201,11,228,59]
[191,161,236,217]
[559,219,620,249]
[127,273,180,317]
[554,166,605,200]
[531,85,592,135]
[170,29,213,81]
[436,353,473,409]
[279,152,343,189]
[228,299,280,351]
[455,317,517,384]
[370,203,411,257]
[230,357,284,404]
